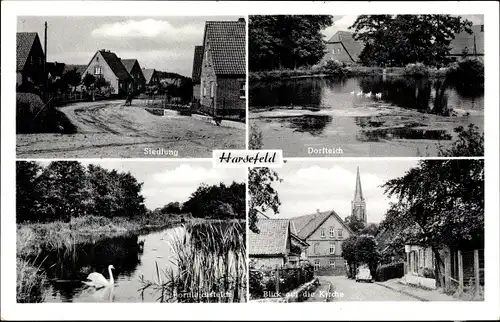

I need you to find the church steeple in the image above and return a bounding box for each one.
[351,166,367,223]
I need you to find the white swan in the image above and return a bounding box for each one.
[365,91,372,97]
[356,91,363,96]
[350,90,356,95]
[83,265,115,289]
[375,93,382,99]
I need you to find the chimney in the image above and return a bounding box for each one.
[316,209,320,214]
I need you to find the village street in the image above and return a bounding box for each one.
[16,100,245,158]
[311,276,419,301]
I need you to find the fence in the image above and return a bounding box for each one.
[249,266,314,300]
[191,101,245,122]
[446,249,484,297]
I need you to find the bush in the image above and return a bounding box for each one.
[249,123,263,149]
[403,63,430,77]
[375,262,405,282]
[322,60,346,76]
[422,267,435,279]
[447,58,484,82]
[17,93,77,134]
[249,265,314,299]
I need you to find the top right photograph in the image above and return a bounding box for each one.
[248,15,484,157]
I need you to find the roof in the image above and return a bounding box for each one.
[98,50,131,81]
[327,31,365,62]
[354,166,364,201]
[191,45,204,83]
[203,20,246,75]
[290,210,353,240]
[142,68,156,84]
[449,25,484,55]
[121,59,139,73]
[249,219,290,256]
[17,32,42,71]
[63,64,87,76]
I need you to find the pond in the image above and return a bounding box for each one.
[249,76,484,157]
[31,221,246,303]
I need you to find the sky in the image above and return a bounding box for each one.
[17,16,242,77]
[322,14,485,41]
[269,159,420,224]
[37,161,246,211]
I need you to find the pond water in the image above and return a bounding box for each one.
[250,76,484,157]
[34,226,185,302]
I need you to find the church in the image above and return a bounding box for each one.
[289,166,366,275]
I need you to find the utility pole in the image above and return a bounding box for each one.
[44,21,48,103]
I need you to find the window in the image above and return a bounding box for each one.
[239,82,246,99]
[329,243,336,255]
[332,49,336,55]
[338,229,343,238]
[94,66,102,75]
[337,48,342,54]
[202,81,207,97]
[210,81,214,98]
[481,24,484,32]
[329,260,336,268]
[314,259,320,271]
[200,81,204,97]
[320,229,326,238]
[329,227,334,238]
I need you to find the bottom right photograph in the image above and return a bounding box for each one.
[248,159,484,302]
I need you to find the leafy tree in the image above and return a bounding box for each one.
[248,167,282,233]
[16,161,42,223]
[355,234,380,278]
[36,161,88,222]
[344,215,365,234]
[60,69,82,92]
[437,124,484,157]
[382,159,484,286]
[183,182,245,219]
[360,223,379,236]
[249,15,334,71]
[350,15,473,66]
[83,73,96,89]
[341,235,358,278]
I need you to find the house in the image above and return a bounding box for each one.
[16,32,45,90]
[291,209,353,275]
[448,25,484,62]
[199,19,246,118]
[82,49,132,96]
[142,68,161,88]
[322,31,365,64]
[191,45,204,102]
[249,218,294,269]
[122,59,146,93]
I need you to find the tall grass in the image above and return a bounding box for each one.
[16,257,47,303]
[139,221,246,302]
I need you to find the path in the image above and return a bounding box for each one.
[17,100,245,158]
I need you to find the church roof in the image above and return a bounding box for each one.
[354,166,364,201]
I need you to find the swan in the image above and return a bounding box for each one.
[365,91,372,97]
[83,265,115,289]
[350,90,356,95]
[356,91,363,96]
[375,93,382,99]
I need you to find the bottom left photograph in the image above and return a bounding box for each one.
[16,160,247,303]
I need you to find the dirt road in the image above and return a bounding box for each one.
[17,100,245,158]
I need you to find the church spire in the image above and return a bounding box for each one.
[354,166,364,201]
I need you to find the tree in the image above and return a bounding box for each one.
[16,161,42,223]
[183,182,245,219]
[345,215,365,234]
[60,69,82,93]
[360,223,379,236]
[355,234,380,278]
[437,124,484,157]
[350,15,473,67]
[341,235,358,278]
[83,73,96,89]
[249,15,334,71]
[382,159,484,286]
[248,167,282,233]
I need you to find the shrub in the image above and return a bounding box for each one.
[422,267,435,279]
[446,58,484,83]
[249,123,263,149]
[17,258,47,303]
[323,60,346,76]
[375,262,405,282]
[403,63,430,77]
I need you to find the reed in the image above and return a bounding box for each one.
[16,257,47,303]
[139,221,247,303]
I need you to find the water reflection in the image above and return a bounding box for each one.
[270,115,333,136]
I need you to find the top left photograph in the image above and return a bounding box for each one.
[16,16,247,158]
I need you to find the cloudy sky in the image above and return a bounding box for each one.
[18,16,242,77]
[269,159,420,224]
[38,161,246,211]
[322,14,484,41]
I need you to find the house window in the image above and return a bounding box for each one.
[337,48,342,54]
[329,243,336,255]
[320,229,326,238]
[210,81,215,98]
[338,229,343,238]
[202,81,207,97]
[329,227,334,238]
[332,49,336,55]
[94,66,102,75]
[239,82,246,99]
[481,24,484,32]
[314,259,320,271]
[329,260,336,268]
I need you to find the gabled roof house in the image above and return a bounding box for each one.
[322,31,365,64]
[16,32,45,89]
[122,59,146,92]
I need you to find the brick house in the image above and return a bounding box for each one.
[448,25,484,62]
[16,32,45,91]
[249,218,293,269]
[291,210,353,275]
[191,45,204,102]
[322,31,365,64]
[199,19,246,119]
[142,68,161,88]
[121,59,146,93]
[82,49,132,96]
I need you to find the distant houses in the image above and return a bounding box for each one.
[322,31,365,64]
[142,68,161,88]
[193,18,246,118]
[16,32,45,90]
[122,59,146,93]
